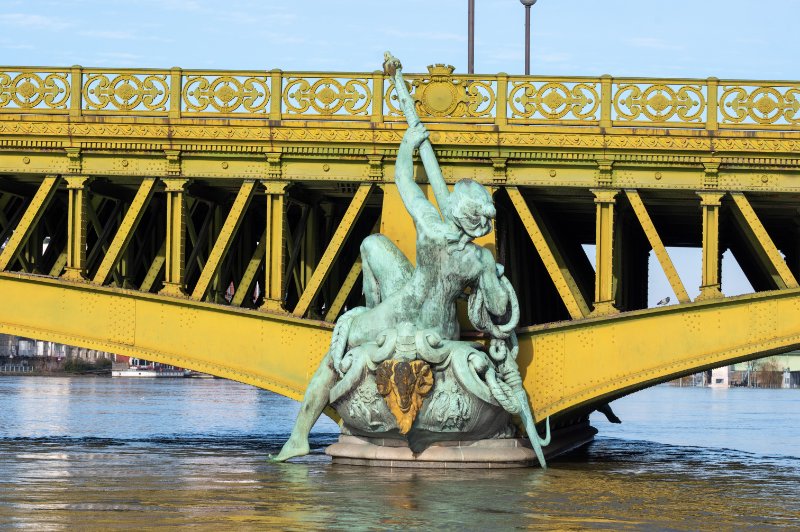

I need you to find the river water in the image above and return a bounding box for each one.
[0,377,797,530]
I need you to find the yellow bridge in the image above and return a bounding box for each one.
[1,65,800,426]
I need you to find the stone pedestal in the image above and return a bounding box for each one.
[326,435,538,468]
[326,419,599,469]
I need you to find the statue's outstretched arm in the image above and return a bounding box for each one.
[395,124,441,225]
[417,135,450,217]
[385,52,450,216]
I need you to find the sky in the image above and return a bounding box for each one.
[1,0,798,79]
[1,0,793,306]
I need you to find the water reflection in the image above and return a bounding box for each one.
[0,378,798,529]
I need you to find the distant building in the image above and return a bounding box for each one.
[0,334,112,361]
[711,352,800,388]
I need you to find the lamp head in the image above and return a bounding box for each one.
[520,0,537,6]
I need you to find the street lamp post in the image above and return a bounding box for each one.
[520,0,537,75]
[468,0,475,74]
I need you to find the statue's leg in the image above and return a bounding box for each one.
[271,352,336,462]
[360,234,412,307]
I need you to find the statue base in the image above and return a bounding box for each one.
[326,435,538,468]
[326,421,598,468]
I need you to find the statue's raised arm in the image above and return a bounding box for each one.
[384,52,450,217]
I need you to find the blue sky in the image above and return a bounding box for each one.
[1,0,791,305]
[1,0,797,79]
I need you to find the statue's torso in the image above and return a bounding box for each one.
[348,222,485,346]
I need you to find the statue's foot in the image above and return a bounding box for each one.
[268,436,310,462]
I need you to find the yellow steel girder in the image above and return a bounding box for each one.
[292,183,373,318]
[0,175,60,271]
[191,180,257,301]
[92,177,157,286]
[231,227,267,308]
[625,190,691,304]
[0,272,331,401]
[521,288,800,420]
[729,192,798,290]
[3,271,800,425]
[506,186,590,319]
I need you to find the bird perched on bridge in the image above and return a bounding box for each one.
[656,296,671,306]
[383,51,402,77]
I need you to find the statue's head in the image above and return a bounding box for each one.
[446,179,496,238]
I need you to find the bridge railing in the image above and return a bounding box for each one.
[1,66,799,131]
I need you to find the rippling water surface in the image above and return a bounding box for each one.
[0,377,798,530]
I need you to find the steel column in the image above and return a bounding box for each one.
[159,178,190,297]
[591,189,620,316]
[62,176,89,281]
[261,182,287,312]
[697,192,725,300]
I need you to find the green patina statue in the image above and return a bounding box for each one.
[272,53,550,468]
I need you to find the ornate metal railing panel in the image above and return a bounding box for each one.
[718,81,800,129]
[282,73,373,120]
[1,65,799,131]
[0,68,71,114]
[611,78,706,128]
[82,68,170,116]
[182,71,270,117]
[506,76,599,125]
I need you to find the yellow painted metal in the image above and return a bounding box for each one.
[6,63,800,428]
[324,257,362,323]
[62,176,92,281]
[697,192,725,300]
[85,196,123,286]
[0,272,331,401]
[261,182,286,312]
[591,189,620,316]
[0,175,59,271]
[625,189,691,304]
[0,66,797,131]
[729,192,798,289]
[48,250,67,277]
[232,228,267,308]
[3,268,800,425]
[292,183,373,318]
[506,187,590,319]
[159,178,189,298]
[92,178,157,285]
[520,288,800,420]
[191,180,257,301]
[139,241,166,293]
[379,184,418,266]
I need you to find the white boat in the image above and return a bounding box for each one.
[112,365,190,378]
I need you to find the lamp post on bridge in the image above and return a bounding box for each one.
[468,0,475,74]
[520,0,537,75]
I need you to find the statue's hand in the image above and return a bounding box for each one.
[495,263,505,278]
[402,123,429,150]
